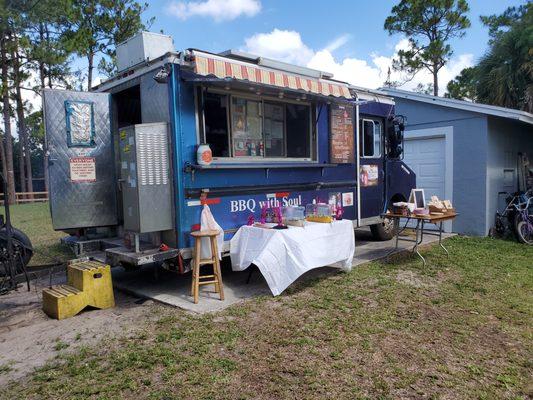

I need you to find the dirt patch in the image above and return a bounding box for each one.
[396,269,435,288]
[0,274,163,385]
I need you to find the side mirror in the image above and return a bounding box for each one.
[386,116,405,159]
[397,130,403,143]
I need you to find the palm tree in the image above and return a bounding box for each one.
[475,6,533,112]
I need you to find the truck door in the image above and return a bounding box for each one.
[358,116,385,220]
[43,89,117,230]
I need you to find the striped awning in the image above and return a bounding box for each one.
[191,51,352,99]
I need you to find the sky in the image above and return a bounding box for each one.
[136,0,525,95]
[19,0,526,116]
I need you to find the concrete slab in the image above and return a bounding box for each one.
[112,227,454,313]
[112,261,271,314]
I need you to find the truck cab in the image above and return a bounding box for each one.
[357,92,415,239]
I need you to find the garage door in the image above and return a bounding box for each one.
[403,136,446,202]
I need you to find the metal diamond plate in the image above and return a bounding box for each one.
[43,89,118,230]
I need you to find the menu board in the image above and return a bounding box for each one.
[330,104,355,163]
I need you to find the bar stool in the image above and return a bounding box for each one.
[190,230,225,304]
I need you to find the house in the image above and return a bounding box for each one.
[382,88,533,236]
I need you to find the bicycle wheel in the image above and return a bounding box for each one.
[514,213,533,245]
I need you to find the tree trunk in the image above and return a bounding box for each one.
[87,51,93,91]
[0,134,7,205]
[17,131,26,197]
[38,23,49,193]
[38,23,46,89]
[12,41,33,199]
[11,36,27,198]
[433,69,439,96]
[24,134,33,197]
[44,24,52,88]
[0,35,17,205]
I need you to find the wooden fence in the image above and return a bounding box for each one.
[0,192,49,204]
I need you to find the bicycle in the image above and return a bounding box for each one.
[491,189,533,245]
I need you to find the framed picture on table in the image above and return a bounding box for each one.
[409,189,426,209]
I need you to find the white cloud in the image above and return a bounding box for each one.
[242,29,473,95]
[243,29,314,66]
[168,0,261,21]
[309,49,473,95]
[308,50,384,88]
[324,34,351,53]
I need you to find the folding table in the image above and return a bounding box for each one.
[384,213,457,266]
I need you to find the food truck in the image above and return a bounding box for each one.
[43,32,415,269]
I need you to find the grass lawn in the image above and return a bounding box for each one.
[8,202,71,266]
[1,233,532,399]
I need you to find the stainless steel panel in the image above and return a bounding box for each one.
[140,72,170,123]
[119,123,173,233]
[43,89,118,230]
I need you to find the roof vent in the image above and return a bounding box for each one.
[116,32,175,72]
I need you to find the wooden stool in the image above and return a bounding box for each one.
[190,230,224,304]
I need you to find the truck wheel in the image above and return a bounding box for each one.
[370,215,398,241]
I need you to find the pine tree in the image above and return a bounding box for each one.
[384,0,471,96]
[64,0,149,90]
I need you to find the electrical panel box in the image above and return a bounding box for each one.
[118,123,173,233]
[116,32,174,72]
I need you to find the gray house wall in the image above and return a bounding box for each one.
[486,117,533,234]
[393,98,489,235]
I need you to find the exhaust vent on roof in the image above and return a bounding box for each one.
[116,32,175,72]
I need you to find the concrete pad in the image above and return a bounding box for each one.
[112,261,271,314]
[112,227,455,313]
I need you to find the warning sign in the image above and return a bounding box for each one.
[70,157,96,182]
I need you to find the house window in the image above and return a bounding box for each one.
[360,119,381,158]
[200,90,313,160]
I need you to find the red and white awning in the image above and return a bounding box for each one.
[191,51,352,99]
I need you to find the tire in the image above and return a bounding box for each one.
[0,227,33,275]
[370,214,399,241]
[514,213,533,245]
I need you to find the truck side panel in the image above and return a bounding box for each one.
[170,65,358,249]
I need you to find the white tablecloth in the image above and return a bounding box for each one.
[230,220,355,296]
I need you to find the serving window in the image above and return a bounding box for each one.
[199,88,313,161]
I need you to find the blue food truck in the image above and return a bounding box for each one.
[43,32,415,269]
